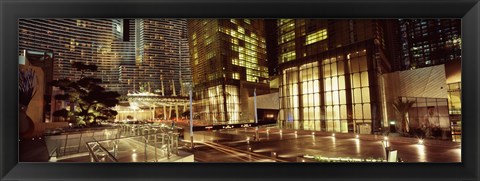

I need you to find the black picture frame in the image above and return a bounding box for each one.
[1,0,479,180]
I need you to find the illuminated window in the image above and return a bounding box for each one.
[306,29,328,45]
[281,51,296,63]
[280,31,295,44]
[232,72,240,80]
[238,27,245,34]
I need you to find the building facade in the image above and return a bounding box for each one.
[276,19,392,133]
[118,19,191,96]
[19,19,191,96]
[187,19,270,124]
[398,19,461,70]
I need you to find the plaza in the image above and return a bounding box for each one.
[18,19,462,163]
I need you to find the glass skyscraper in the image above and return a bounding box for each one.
[19,19,191,96]
[277,19,391,133]
[187,19,270,124]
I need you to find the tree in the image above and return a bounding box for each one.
[18,68,38,137]
[392,98,416,134]
[50,62,120,127]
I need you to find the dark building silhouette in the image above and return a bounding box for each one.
[398,19,461,70]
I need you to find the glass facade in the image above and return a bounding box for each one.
[188,19,269,124]
[19,19,191,96]
[399,19,461,70]
[277,19,389,133]
[447,82,461,114]
[447,82,461,142]
[279,48,376,133]
[401,97,450,129]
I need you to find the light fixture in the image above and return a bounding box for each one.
[332,133,335,137]
[311,132,315,135]
[418,139,424,145]
[356,134,359,139]
[383,136,388,141]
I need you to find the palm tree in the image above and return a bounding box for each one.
[392,98,416,134]
[19,68,38,137]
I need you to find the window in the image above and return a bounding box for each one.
[306,29,328,45]
[281,51,296,63]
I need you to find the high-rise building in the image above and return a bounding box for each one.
[18,19,191,96]
[187,19,270,124]
[118,19,191,96]
[398,19,461,70]
[276,19,392,133]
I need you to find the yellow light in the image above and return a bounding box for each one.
[306,29,328,45]
[332,133,335,137]
[356,134,359,139]
[418,139,424,145]
[383,136,388,141]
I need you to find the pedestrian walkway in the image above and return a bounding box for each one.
[191,127,461,162]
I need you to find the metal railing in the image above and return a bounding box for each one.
[85,128,180,162]
[44,127,121,159]
[45,123,182,162]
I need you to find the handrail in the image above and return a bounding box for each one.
[86,142,100,162]
[96,141,119,162]
[88,137,119,162]
[85,131,180,162]
[93,131,179,142]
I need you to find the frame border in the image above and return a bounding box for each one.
[1,0,479,181]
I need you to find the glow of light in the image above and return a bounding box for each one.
[382,140,389,148]
[311,132,315,135]
[132,153,138,162]
[356,134,359,139]
[418,139,424,145]
[415,144,426,162]
[132,149,136,153]
[383,136,388,141]
[355,138,360,154]
[332,133,335,137]
[390,121,395,125]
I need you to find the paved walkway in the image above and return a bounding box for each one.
[191,127,461,162]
